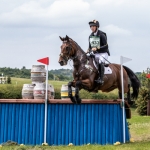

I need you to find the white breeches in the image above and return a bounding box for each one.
[95,52,108,63]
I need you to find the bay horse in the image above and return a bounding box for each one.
[58,35,140,104]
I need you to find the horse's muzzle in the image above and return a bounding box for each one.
[59,61,64,66]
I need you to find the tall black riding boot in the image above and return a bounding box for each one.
[95,62,105,85]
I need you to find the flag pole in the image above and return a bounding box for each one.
[120,56,132,143]
[44,64,48,143]
[37,57,49,145]
[120,58,126,143]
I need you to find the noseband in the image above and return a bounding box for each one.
[59,52,70,62]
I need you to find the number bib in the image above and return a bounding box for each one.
[90,36,100,48]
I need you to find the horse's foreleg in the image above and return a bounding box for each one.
[75,81,82,104]
[68,81,76,103]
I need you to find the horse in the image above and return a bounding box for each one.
[58,35,140,104]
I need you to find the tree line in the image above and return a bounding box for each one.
[0,66,141,81]
[0,67,73,81]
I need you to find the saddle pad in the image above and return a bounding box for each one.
[104,67,112,74]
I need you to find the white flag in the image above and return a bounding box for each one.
[120,56,132,65]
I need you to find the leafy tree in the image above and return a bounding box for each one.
[7,76,11,84]
[0,67,73,81]
[136,87,149,115]
[21,66,26,70]
[48,72,54,80]
[136,68,150,115]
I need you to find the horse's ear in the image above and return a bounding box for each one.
[66,35,69,42]
[59,36,64,41]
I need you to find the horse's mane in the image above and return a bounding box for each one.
[65,37,85,54]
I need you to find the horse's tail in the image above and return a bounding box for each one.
[123,65,140,99]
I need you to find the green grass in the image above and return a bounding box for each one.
[1,141,150,150]
[10,77,117,91]
[128,108,150,142]
[0,77,119,99]
[1,109,150,149]
[10,77,68,89]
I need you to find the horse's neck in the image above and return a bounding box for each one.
[73,47,87,69]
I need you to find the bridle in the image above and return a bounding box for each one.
[59,41,78,62]
[59,39,88,67]
[59,52,70,62]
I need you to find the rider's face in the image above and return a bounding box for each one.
[90,26,97,32]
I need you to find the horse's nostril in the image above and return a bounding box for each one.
[59,61,64,66]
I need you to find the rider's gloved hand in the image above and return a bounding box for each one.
[89,51,95,58]
[92,47,97,51]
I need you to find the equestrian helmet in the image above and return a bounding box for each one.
[89,20,99,28]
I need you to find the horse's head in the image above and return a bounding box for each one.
[58,35,76,66]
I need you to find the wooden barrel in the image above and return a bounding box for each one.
[61,84,75,99]
[22,84,35,99]
[33,83,50,99]
[31,65,46,84]
[49,84,55,99]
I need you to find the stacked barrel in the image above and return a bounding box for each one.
[61,84,75,99]
[22,65,55,99]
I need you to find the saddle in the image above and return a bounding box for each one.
[86,55,112,74]
[104,64,109,67]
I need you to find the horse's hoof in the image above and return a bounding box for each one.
[128,101,134,105]
[77,98,82,104]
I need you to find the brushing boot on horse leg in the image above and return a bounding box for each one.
[95,62,104,85]
[75,81,82,104]
[68,82,76,103]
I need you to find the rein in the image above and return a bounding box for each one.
[72,53,88,66]
[60,40,87,65]
[60,38,97,77]
[69,40,88,65]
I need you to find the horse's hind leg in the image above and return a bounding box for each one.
[118,91,122,99]
[118,84,132,104]
[127,84,133,105]
[68,81,76,103]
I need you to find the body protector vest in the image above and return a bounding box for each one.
[89,30,110,56]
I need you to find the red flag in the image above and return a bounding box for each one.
[146,74,150,78]
[37,57,49,65]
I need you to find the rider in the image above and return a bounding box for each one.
[87,19,110,85]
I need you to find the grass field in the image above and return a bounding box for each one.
[128,108,150,142]
[1,142,150,150]
[0,77,119,99]
[10,77,68,89]
[11,77,118,96]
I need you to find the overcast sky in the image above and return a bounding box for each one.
[0,0,149,72]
